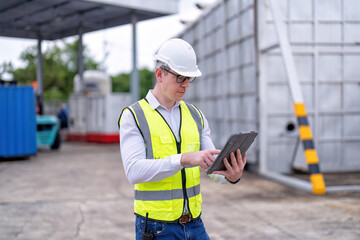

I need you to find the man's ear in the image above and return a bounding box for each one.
[155,68,162,83]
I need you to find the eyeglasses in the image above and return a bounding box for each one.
[161,67,196,83]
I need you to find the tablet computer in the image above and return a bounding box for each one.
[206,131,258,174]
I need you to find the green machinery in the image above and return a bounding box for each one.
[36,115,61,150]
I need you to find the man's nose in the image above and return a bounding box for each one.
[181,79,190,87]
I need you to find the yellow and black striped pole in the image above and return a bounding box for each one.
[269,0,326,194]
[294,103,326,194]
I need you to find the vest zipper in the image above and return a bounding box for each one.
[154,106,192,218]
[177,108,192,218]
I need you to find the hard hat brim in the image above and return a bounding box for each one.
[174,69,202,78]
[154,55,202,78]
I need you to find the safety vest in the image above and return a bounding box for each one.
[120,98,204,222]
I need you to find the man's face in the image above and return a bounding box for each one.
[158,67,190,102]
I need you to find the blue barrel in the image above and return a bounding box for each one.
[0,85,37,157]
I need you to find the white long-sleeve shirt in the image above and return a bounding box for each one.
[119,90,227,185]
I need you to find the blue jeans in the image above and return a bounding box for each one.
[135,215,210,240]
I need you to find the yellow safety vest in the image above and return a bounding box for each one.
[119,98,204,222]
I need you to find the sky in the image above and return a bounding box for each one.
[0,0,217,79]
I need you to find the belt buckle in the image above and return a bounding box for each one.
[179,215,191,223]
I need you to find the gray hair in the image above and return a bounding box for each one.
[155,61,167,70]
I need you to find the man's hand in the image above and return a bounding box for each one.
[212,149,247,182]
[181,149,221,170]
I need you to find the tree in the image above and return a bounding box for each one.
[112,67,155,99]
[139,68,155,98]
[1,40,155,100]
[0,40,100,100]
[111,72,130,93]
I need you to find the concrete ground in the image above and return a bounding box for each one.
[0,142,359,240]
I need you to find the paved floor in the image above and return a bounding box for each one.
[0,143,359,240]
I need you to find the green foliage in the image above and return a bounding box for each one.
[1,40,155,100]
[112,67,155,99]
[139,68,155,98]
[111,72,130,93]
[0,40,100,100]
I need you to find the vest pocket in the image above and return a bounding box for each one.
[186,166,200,183]
[160,135,174,144]
[185,142,200,152]
[142,200,173,212]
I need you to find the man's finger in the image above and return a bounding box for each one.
[242,152,247,166]
[206,152,215,162]
[209,149,221,156]
[223,157,232,171]
[204,157,213,168]
[200,162,207,169]
[230,151,237,167]
[236,149,242,165]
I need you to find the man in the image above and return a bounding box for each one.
[57,103,68,129]
[119,38,246,239]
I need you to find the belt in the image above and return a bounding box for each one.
[178,215,192,223]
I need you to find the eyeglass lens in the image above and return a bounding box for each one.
[162,68,196,83]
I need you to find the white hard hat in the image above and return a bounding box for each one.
[154,38,202,77]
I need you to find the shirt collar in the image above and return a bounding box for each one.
[146,90,181,111]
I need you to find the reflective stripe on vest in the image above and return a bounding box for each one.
[135,184,200,201]
[123,99,204,222]
[129,101,154,159]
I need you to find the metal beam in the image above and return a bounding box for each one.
[131,12,139,102]
[36,37,43,115]
[262,172,313,192]
[268,0,326,195]
[78,23,84,92]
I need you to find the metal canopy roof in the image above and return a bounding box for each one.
[0,0,178,40]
